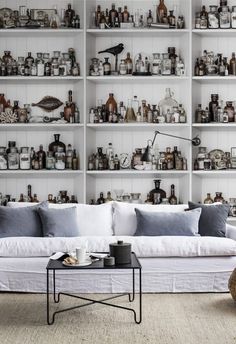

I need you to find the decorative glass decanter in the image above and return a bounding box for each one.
[158,88,178,116]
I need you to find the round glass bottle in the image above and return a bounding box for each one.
[49,134,66,155]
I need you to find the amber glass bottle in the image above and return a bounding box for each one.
[168,184,177,205]
[149,179,166,204]
[157,0,167,23]
[105,93,117,114]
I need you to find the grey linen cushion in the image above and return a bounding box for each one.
[0,201,48,238]
[188,201,230,237]
[38,207,79,237]
[134,208,202,236]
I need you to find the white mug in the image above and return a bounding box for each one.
[76,247,87,263]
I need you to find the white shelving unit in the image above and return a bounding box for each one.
[0,0,236,217]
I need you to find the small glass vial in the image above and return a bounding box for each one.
[89,108,95,123]
[55,147,65,170]
[20,147,30,170]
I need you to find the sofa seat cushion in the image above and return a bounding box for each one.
[7,202,113,236]
[0,236,236,258]
[113,202,188,236]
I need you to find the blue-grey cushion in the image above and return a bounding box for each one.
[38,207,79,237]
[188,202,230,237]
[0,202,48,238]
[134,208,202,236]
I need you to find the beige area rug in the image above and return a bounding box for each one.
[0,293,236,344]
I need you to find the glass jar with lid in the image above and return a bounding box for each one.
[161,53,171,75]
[53,51,61,59]
[132,148,143,168]
[55,147,65,170]
[20,147,31,170]
[8,147,19,170]
[197,147,207,170]
[152,53,162,75]
[0,147,7,170]
[220,6,230,29]
[208,6,219,29]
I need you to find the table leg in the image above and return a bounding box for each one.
[129,269,135,302]
[53,270,60,303]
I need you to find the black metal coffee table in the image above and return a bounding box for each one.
[46,252,142,325]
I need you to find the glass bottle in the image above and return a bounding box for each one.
[37,145,46,169]
[208,5,219,29]
[105,93,117,114]
[103,57,111,75]
[157,0,167,23]
[224,101,235,122]
[132,96,139,117]
[27,185,33,202]
[122,5,129,23]
[119,59,127,75]
[168,47,177,75]
[55,147,65,170]
[168,184,177,205]
[168,10,176,28]
[97,192,105,204]
[165,147,174,169]
[105,191,113,203]
[179,104,186,123]
[46,151,55,170]
[50,5,61,28]
[109,3,118,27]
[147,10,153,27]
[214,192,224,203]
[158,88,178,116]
[125,53,133,74]
[197,147,207,170]
[33,194,39,203]
[204,193,214,204]
[49,134,66,155]
[209,94,219,122]
[200,6,208,29]
[20,147,31,170]
[230,53,236,75]
[65,4,75,27]
[65,144,73,169]
[195,12,201,29]
[231,6,236,28]
[72,149,79,170]
[203,153,212,170]
[219,5,230,29]
[162,53,171,75]
[149,179,166,204]
[0,147,7,170]
[8,147,19,170]
[125,99,136,122]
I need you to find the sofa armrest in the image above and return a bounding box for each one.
[226,224,236,240]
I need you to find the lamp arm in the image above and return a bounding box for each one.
[153,131,201,146]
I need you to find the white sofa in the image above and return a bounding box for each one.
[0,201,236,293]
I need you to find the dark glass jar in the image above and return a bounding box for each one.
[49,134,66,154]
[149,179,166,204]
[168,47,177,75]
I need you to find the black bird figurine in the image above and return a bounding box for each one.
[98,43,124,74]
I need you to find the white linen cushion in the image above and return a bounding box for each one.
[113,202,188,236]
[0,236,236,257]
[8,202,113,236]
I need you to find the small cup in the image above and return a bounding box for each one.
[75,247,87,263]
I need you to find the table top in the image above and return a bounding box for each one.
[46,252,141,270]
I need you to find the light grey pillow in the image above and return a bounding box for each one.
[134,208,202,236]
[188,202,230,237]
[38,207,79,237]
[0,202,48,238]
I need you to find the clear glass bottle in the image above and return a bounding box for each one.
[158,88,178,116]
[119,59,127,75]
[65,144,73,169]
[152,53,162,75]
[203,153,212,170]
[220,6,230,28]
[208,6,219,29]
[46,151,55,170]
[8,147,19,170]
[162,53,171,75]
[55,147,65,170]
[224,101,235,122]
[20,147,30,170]
[197,147,207,170]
